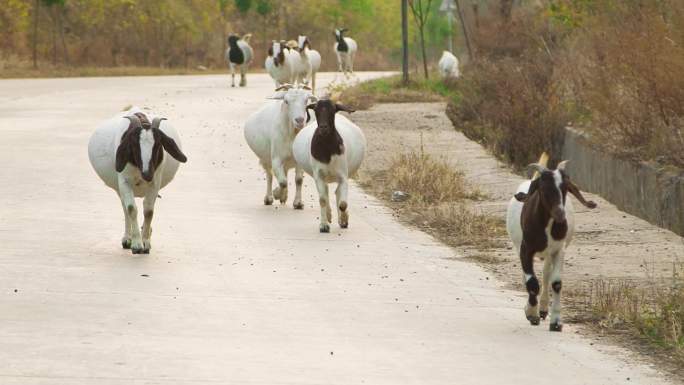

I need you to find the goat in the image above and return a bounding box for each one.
[88,107,187,254]
[438,51,460,80]
[296,35,322,92]
[244,85,317,208]
[265,41,294,88]
[506,155,597,331]
[225,33,254,87]
[334,28,358,79]
[293,99,366,233]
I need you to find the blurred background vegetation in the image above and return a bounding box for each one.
[0,0,457,73]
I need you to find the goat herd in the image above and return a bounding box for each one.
[225,28,357,89]
[86,29,598,333]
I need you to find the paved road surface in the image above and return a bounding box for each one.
[0,73,670,384]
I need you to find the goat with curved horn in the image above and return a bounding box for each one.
[506,154,597,332]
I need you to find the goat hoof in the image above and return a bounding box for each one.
[264,196,274,205]
[131,248,145,255]
[527,315,541,326]
[540,310,548,320]
[340,222,348,229]
[549,322,563,332]
[142,248,150,255]
[293,201,304,210]
[320,224,330,233]
[121,239,132,249]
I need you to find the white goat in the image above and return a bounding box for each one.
[293,100,366,232]
[244,85,317,208]
[88,107,187,254]
[438,51,460,79]
[334,28,357,79]
[265,41,295,88]
[506,155,596,331]
[225,33,254,87]
[297,35,322,92]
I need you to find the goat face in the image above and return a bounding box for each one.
[116,114,187,182]
[271,87,317,132]
[522,161,597,219]
[227,34,240,47]
[306,99,355,135]
[538,169,567,223]
[298,35,309,50]
[271,41,285,66]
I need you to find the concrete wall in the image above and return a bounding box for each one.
[562,127,684,236]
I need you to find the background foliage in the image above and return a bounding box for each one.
[0,0,456,71]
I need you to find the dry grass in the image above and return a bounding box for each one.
[386,152,481,205]
[578,271,684,357]
[0,58,227,79]
[413,204,506,249]
[359,150,503,251]
[332,75,458,111]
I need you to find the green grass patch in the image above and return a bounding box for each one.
[332,74,461,110]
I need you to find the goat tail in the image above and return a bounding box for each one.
[532,152,549,179]
[242,33,253,43]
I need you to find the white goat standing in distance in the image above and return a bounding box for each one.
[244,85,317,208]
[88,107,187,254]
[334,28,357,80]
[296,35,322,92]
[293,99,366,232]
[225,33,254,87]
[506,154,597,331]
[438,51,460,80]
[265,41,294,88]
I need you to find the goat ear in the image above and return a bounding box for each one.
[526,178,540,197]
[160,131,187,163]
[268,91,286,100]
[514,192,528,202]
[335,103,355,114]
[566,180,597,209]
[115,138,130,173]
[557,160,569,171]
[116,116,140,172]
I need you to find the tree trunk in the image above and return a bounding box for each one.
[58,7,69,65]
[51,7,57,65]
[32,0,39,69]
[454,0,474,60]
[419,26,428,79]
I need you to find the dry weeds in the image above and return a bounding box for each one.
[359,150,503,251]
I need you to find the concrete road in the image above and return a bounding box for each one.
[0,73,670,385]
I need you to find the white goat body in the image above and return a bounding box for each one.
[88,106,186,254]
[88,107,182,194]
[438,51,460,79]
[244,88,315,207]
[265,42,295,88]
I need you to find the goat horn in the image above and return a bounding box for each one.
[527,163,548,178]
[125,114,142,129]
[275,84,293,91]
[151,117,167,130]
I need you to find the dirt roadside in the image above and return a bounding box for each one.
[351,102,684,377]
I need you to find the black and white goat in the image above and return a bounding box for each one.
[334,28,357,79]
[88,107,187,254]
[293,100,366,232]
[265,41,294,88]
[225,33,254,87]
[506,156,596,331]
